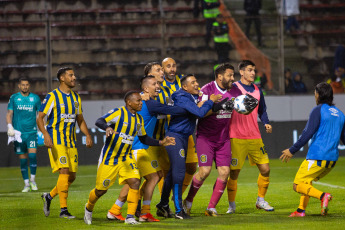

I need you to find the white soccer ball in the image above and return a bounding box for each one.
[234,95,249,114]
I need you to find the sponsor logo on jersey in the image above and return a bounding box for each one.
[61,113,76,123]
[179,149,185,158]
[329,108,339,117]
[60,156,67,164]
[200,154,207,163]
[231,158,238,166]
[17,105,34,112]
[120,132,134,145]
[103,179,110,187]
[151,160,159,169]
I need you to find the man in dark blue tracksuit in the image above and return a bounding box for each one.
[156,74,227,219]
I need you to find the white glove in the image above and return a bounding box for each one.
[7,124,15,137]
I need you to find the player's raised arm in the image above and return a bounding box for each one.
[76,114,93,148]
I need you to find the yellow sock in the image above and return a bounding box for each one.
[158,177,164,195]
[109,204,122,215]
[227,178,237,202]
[50,186,58,198]
[257,174,270,198]
[296,183,323,199]
[57,174,69,208]
[139,180,147,201]
[182,173,194,194]
[141,204,150,214]
[127,188,139,215]
[86,189,100,212]
[298,194,310,210]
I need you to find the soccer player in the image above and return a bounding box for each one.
[83,91,176,225]
[280,82,345,217]
[161,57,198,196]
[38,67,93,218]
[157,74,228,219]
[226,60,274,213]
[183,63,258,216]
[6,78,41,192]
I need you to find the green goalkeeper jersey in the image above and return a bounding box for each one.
[7,92,41,134]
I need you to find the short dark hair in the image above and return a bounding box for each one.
[180,74,195,86]
[140,75,156,90]
[238,60,255,71]
[315,82,334,106]
[214,63,234,79]
[57,67,73,81]
[144,62,160,77]
[124,90,139,103]
[19,77,30,83]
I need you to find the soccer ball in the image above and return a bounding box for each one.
[234,95,249,114]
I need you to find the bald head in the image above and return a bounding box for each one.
[162,57,177,82]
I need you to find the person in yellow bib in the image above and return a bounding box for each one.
[37,67,93,219]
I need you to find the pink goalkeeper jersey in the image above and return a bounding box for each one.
[197,81,242,143]
[230,81,261,139]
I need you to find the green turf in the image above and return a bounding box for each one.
[1,157,345,229]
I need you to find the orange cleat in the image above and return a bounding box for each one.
[139,213,160,222]
[289,211,305,217]
[107,211,125,221]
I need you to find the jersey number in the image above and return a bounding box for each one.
[130,163,138,170]
[74,155,78,163]
[260,146,267,155]
[29,141,36,148]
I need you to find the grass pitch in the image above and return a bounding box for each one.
[1,157,345,230]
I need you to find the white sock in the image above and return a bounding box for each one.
[185,200,192,208]
[115,199,125,207]
[30,175,35,182]
[257,197,265,202]
[24,179,30,186]
[229,201,236,208]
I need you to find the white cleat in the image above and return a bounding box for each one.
[22,185,31,193]
[226,202,236,214]
[256,200,274,211]
[30,182,38,191]
[84,204,92,225]
[125,217,141,225]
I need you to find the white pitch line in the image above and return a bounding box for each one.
[314,181,345,189]
[1,175,96,181]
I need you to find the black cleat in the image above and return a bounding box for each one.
[175,210,191,219]
[156,203,174,218]
[60,210,76,219]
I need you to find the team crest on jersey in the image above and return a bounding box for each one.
[136,123,141,131]
[199,91,203,97]
[179,149,185,158]
[231,158,238,166]
[200,154,207,163]
[30,97,34,102]
[103,179,110,187]
[59,156,67,164]
[151,160,159,169]
[74,101,79,109]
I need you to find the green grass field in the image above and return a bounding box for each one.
[1,157,345,230]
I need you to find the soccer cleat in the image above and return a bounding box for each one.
[139,213,160,222]
[321,193,333,216]
[41,193,51,217]
[156,203,174,218]
[107,211,125,221]
[125,217,141,225]
[29,182,38,191]
[84,204,92,225]
[182,200,192,215]
[205,208,218,217]
[175,210,191,219]
[289,211,305,217]
[60,210,75,219]
[256,200,274,211]
[226,202,236,214]
[22,185,31,193]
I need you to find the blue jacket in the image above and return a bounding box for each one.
[168,89,214,137]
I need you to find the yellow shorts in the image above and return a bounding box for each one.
[294,159,336,185]
[230,138,269,170]
[147,146,170,172]
[95,158,140,190]
[132,149,160,177]
[186,135,198,164]
[48,145,78,173]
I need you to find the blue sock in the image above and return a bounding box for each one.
[20,158,29,181]
[28,153,37,176]
[126,214,134,219]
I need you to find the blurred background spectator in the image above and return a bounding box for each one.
[284,68,294,94]
[292,72,307,94]
[244,0,263,47]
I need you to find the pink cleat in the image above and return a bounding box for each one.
[289,211,305,217]
[321,193,333,216]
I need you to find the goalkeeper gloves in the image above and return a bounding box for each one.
[243,94,259,113]
[7,124,15,137]
[212,98,229,112]
[222,98,235,112]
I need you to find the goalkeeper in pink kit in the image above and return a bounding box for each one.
[183,63,258,216]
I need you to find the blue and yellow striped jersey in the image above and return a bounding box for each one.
[162,74,182,92]
[100,106,146,166]
[153,86,173,140]
[39,88,82,148]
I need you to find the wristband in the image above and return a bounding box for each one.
[7,124,14,129]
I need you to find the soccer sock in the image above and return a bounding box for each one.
[257,174,269,198]
[109,199,125,215]
[30,175,35,182]
[185,175,204,202]
[28,153,37,177]
[127,188,139,216]
[57,174,69,208]
[20,158,29,185]
[141,200,151,215]
[298,194,310,211]
[139,179,147,201]
[295,183,323,199]
[86,188,100,212]
[182,173,194,194]
[50,186,58,198]
[227,178,237,202]
[208,178,227,209]
[158,177,164,195]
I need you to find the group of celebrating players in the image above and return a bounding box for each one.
[6,58,345,225]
